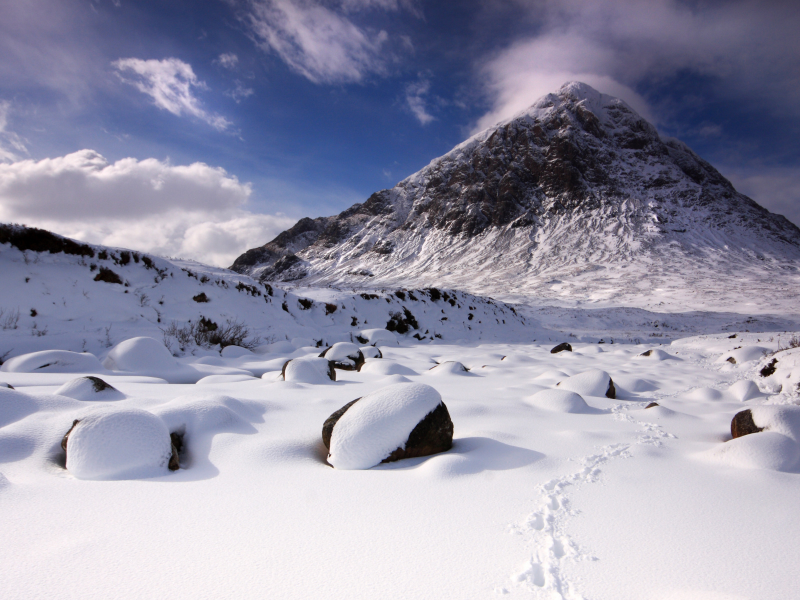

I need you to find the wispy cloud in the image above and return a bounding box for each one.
[113,57,232,131]
[0,149,295,266]
[0,101,28,163]
[215,52,240,69]
[242,0,416,84]
[405,77,434,125]
[475,0,800,132]
[226,81,255,103]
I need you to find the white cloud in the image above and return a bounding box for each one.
[216,52,239,69]
[405,77,434,125]
[113,57,232,131]
[0,101,28,163]
[0,150,296,266]
[226,81,255,103]
[243,0,401,84]
[475,0,800,132]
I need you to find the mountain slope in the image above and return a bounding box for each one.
[231,82,800,313]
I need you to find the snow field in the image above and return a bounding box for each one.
[0,332,799,598]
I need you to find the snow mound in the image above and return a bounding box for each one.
[291,338,315,349]
[637,348,673,360]
[1,350,105,373]
[526,389,595,413]
[261,341,295,354]
[359,329,398,346]
[327,382,444,470]
[196,374,257,385]
[378,374,412,384]
[65,409,173,480]
[54,376,125,401]
[751,405,800,440]
[706,432,800,472]
[557,369,614,397]
[360,360,418,376]
[220,346,253,359]
[103,337,199,383]
[717,346,769,364]
[727,380,764,402]
[360,346,382,359]
[686,387,725,401]
[0,387,38,428]
[427,361,471,376]
[282,357,335,384]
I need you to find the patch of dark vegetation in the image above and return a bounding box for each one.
[183,268,198,279]
[355,335,368,344]
[98,250,108,260]
[142,256,155,269]
[351,316,358,326]
[395,291,406,301]
[360,293,379,300]
[30,309,37,317]
[282,301,290,313]
[94,266,122,284]
[263,283,274,296]
[0,224,95,258]
[200,275,210,284]
[468,313,474,321]
[408,291,418,301]
[161,316,261,351]
[386,307,419,334]
[298,298,313,310]
[236,282,262,297]
[426,288,441,301]
[192,292,210,303]
[119,251,131,266]
[325,303,338,315]
[132,252,140,263]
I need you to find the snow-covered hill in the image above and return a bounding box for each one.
[231,82,800,314]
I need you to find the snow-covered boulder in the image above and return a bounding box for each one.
[220,346,253,359]
[359,329,398,346]
[103,337,199,383]
[526,389,594,413]
[62,409,176,480]
[0,382,14,389]
[320,342,365,371]
[54,376,125,401]
[359,360,417,376]
[637,348,674,360]
[557,369,615,398]
[1,350,105,373]
[360,346,383,359]
[427,361,470,376]
[727,380,764,402]
[281,357,336,383]
[195,374,256,385]
[717,346,769,365]
[322,382,453,470]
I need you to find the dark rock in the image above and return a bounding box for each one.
[606,379,616,399]
[61,419,80,454]
[731,409,764,439]
[169,432,183,471]
[645,402,659,409]
[550,342,573,354]
[726,356,737,364]
[760,358,778,377]
[640,349,653,357]
[321,399,454,464]
[319,346,365,371]
[728,334,737,339]
[83,376,116,393]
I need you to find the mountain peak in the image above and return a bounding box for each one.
[231,84,800,310]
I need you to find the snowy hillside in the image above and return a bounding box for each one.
[231,82,800,314]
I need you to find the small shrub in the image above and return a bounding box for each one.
[193,292,210,303]
[426,288,441,301]
[386,307,419,334]
[0,224,94,258]
[97,250,108,260]
[119,251,131,266]
[30,308,37,317]
[161,316,261,351]
[0,308,20,330]
[132,252,140,263]
[142,256,155,269]
[360,293,379,300]
[325,303,338,315]
[395,291,406,301]
[94,267,122,284]
[298,298,313,310]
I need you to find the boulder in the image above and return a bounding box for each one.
[54,376,124,401]
[550,342,573,354]
[427,361,470,375]
[322,382,453,469]
[281,357,336,383]
[526,389,594,413]
[320,342,365,371]
[360,346,383,359]
[557,369,616,398]
[731,409,764,439]
[62,409,174,480]
[645,402,659,409]
[1,349,105,373]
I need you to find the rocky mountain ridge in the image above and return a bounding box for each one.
[231,82,800,313]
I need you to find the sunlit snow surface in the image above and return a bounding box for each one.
[2,333,800,599]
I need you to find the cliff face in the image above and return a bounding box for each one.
[231,82,800,309]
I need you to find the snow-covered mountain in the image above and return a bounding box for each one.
[231,82,800,314]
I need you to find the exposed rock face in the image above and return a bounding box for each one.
[322,398,454,464]
[230,82,800,303]
[731,409,764,438]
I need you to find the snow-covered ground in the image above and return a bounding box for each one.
[3,230,800,599]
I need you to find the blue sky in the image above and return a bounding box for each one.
[1,0,798,266]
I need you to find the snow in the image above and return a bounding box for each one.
[54,376,125,401]
[281,357,334,383]
[556,368,614,397]
[1,349,106,373]
[323,341,362,365]
[326,382,444,470]
[64,408,173,480]
[526,389,597,413]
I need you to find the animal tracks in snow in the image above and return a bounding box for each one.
[501,404,676,598]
